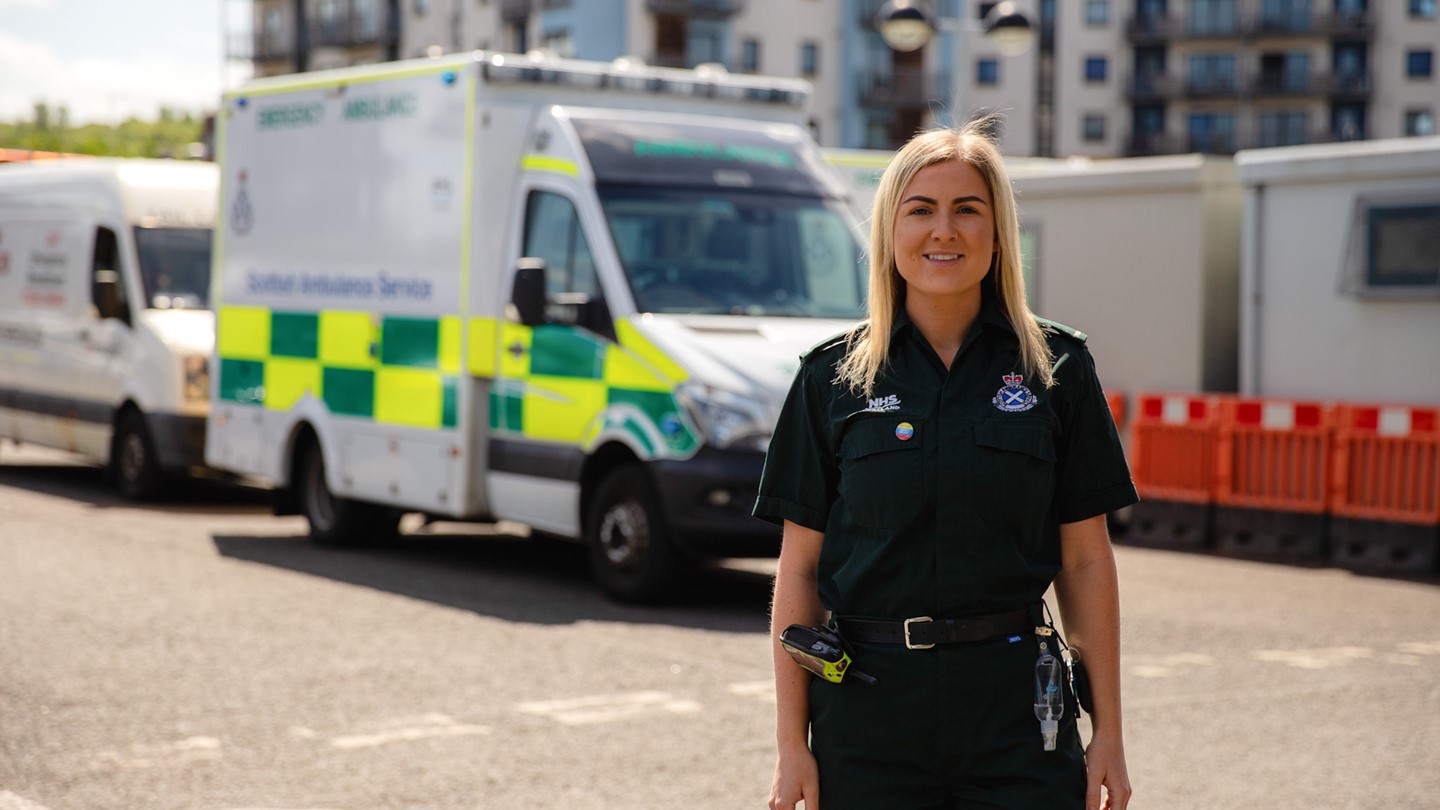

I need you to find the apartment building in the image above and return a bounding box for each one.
[236,0,1439,157]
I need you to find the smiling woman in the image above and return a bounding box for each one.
[756,118,1138,810]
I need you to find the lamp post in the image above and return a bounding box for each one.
[875,0,1034,132]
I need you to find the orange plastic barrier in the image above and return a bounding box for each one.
[1129,393,1220,504]
[1331,404,1440,526]
[1105,390,1126,429]
[1215,397,1333,514]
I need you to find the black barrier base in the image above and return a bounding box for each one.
[1122,500,1212,550]
[1214,507,1327,564]
[1329,517,1440,576]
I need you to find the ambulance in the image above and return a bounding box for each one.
[206,52,866,601]
[0,158,217,498]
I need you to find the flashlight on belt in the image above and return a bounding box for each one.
[780,624,878,686]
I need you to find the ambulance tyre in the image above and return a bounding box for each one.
[111,409,164,501]
[587,466,683,603]
[296,439,399,546]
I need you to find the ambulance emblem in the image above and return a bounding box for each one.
[992,373,1036,412]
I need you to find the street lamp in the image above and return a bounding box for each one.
[874,1,1035,131]
[876,1,1035,55]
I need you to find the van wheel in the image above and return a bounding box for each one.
[296,439,398,546]
[112,410,164,501]
[586,466,683,603]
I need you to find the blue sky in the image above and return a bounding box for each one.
[0,0,251,123]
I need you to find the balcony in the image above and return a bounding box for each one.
[647,0,744,18]
[1125,72,1178,102]
[501,0,532,21]
[1248,71,1373,100]
[1126,13,1178,44]
[311,15,393,49]
[253,33,295,62]
[858,69,938,110]
[1125,131,1184,157]
[1249,11,1374,39]
[1185,76,1241,100]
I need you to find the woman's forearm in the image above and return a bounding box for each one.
[1054,515,1124,738]
[771,521,827,749]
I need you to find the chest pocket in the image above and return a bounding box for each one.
[971,418,1058,528]
[837,416,924,529]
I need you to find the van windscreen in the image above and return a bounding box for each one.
[132,227,212,310]
[597,186,865,319]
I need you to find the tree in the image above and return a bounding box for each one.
[0,105,210,160]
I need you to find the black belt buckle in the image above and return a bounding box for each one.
[903,616,935,650]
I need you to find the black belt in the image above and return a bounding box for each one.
[836,607,1036,650]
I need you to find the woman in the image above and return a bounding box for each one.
[754,121,1136,810]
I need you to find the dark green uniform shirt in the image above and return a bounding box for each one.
[754,299,1139,621]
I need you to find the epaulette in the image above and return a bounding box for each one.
[800,326,860,362]
[1035,316,1087,344]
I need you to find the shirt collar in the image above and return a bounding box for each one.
[887,288,1018,342]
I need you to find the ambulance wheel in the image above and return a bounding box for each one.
[296,439,398,546]
[112,410,164,501]
[587,466,682,603]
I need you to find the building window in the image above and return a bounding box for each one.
[1187,112,1235,152]
[801,41,819,77]
[1083,114,1106,141]
[1084,56,1108,82]
[976,58,999,85]
[1189,52,1238,94]
[1406,108,1436,136]
[1190,0,1238,35]
[355,0,378,38]
[1258,111,1309,147]
[741,39,760,73]
[1340,193,1440,297]
[1407,49,1434,79]
[1085,0,1109,24]
[415,0,429,14]
[1411,0,1437,19]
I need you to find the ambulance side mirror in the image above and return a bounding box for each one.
[511,258,547,327]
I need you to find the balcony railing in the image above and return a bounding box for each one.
[253,33,295,62]
[311,15,391,49]
[1125,72,1177,102]
[647,0,744,18]
[1249,71,1372,99]
[858,69,940,110]
[1128,10,1374,42]
[1185,76,1241,99]
[501,0,532,21]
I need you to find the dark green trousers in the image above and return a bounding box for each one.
[809,633,1086,809]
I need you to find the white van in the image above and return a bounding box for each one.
[206,53,866,601]
[0,158,218,498]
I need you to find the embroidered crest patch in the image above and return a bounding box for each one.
[992,373,1036,412]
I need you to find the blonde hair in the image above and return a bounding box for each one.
[836,118,1054,397]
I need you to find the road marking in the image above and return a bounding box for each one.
[727,681,776,702]
[1129,652,1217,678]
[89,736,222,771]
[1252,646,1373,669]
[0,792,56,810]
[328,714,491,750]
[516,691,702,726]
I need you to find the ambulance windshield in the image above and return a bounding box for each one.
[599,188,864,318]
[132,226,212,310]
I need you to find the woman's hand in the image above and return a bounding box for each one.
[769,743,820,810]
[1083,730,1131,810]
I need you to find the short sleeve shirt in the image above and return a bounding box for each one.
[753,300,1139,620]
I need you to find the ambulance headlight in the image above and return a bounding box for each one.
[676,383,770,453]
[182,355,209,402]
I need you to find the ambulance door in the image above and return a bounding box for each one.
[490,183,616,537]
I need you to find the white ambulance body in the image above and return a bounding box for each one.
[0,159,217,497]
[207,53,866,600]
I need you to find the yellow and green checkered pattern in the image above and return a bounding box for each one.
[469,317,700,456]
[217,306,462,429]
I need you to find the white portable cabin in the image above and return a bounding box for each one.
[1235,137,1440,404]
